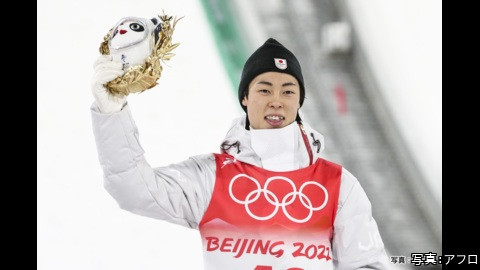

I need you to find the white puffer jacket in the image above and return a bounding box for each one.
[91,103,391,269]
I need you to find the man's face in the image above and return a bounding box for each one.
[242,72,301,129]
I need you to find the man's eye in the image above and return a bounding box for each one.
[259,89,269,94]
[284,90,295,95]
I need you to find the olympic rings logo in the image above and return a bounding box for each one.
[228,174,328,223]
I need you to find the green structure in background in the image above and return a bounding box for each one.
[200,0,249,93]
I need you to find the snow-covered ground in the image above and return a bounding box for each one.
[38,0,239,269]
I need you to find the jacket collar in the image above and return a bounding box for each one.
[220,115,325,169]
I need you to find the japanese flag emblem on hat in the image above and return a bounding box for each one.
[274,58,287,70]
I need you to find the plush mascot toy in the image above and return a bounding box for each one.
[99,13,181,96]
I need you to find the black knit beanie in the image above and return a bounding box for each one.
[238,38,305,115]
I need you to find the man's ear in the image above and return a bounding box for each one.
[241,96,248,107]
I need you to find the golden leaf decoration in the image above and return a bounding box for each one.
[99,13,182,96]
[99,28,112,55]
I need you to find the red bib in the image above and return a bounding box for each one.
[199,154,342,270]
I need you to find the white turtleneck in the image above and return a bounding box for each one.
[250,121,309,172]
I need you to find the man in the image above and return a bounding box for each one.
[91,38,390,269]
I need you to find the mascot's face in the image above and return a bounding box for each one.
[110,18,149,50]
[108,17,154,70]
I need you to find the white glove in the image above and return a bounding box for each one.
[91,55,127,114]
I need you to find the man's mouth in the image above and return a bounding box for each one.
[264,115,285,127]
[265,115,285,121]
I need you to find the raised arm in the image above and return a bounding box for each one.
[90,55,216,229]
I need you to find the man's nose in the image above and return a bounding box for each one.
[268,93,283,108]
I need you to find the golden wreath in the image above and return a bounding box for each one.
[98,13,181,96]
